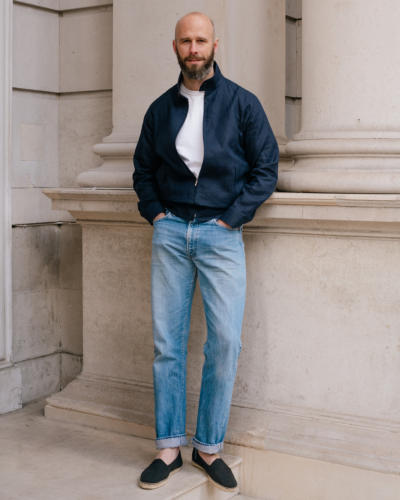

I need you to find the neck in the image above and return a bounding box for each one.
[182,67,214,91]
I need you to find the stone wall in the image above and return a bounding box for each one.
[5,0,113,409]
[3,0,303,413]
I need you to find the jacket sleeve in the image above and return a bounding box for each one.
[219,95,279,228]
[133,107,164,224]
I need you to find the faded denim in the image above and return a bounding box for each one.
[151,211,246,453]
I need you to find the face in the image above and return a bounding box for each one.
[173,14,218,81]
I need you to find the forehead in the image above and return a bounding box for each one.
[175,14,213,40]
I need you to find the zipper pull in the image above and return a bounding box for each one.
[195,178,198,186]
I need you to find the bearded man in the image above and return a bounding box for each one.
[133,11,278,492]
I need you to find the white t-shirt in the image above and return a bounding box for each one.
[175,84,205,181]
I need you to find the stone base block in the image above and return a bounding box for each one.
[19,353,60,404]
[0,365,22,413]
[45,374,155,439]
[225,443,400,500]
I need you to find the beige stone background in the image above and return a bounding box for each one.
[1,0,300,411]
[2,1,400,499]
[1,0,113,408]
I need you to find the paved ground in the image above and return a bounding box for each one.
[0,399,246,500]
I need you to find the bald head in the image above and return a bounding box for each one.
[173,11,218,87]
[175,12,215,42]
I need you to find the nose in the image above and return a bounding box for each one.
[189,41,198,53]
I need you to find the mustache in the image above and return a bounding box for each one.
[185,56,205,62]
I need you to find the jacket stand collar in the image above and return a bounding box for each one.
[175,62,222,98]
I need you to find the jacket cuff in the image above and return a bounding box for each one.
[138,200,165,225]
[219,208,245,229]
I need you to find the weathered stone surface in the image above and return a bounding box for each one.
[236,230,400,421]
[225,443,400,500]
[22,0,113,9]
[12,223,83,362]
[44,190,400,477]
[59,6,112,92]
[12,225,59,293]
[12,91,58,188]
[60,352,82,388]
[59,92,112,187]
[285,97,301,139]
[286,19,302,98]
[1,400,241,500]
[58,223,82,289]
[55,289,83,354]
[286,0,302,19]
[82,224,154,380]
[12,289,60,362]
[19,0,59,10]
[0,366,22,414]
[59,0,113,10]
[13,3,59,92]
[18,353,60,403]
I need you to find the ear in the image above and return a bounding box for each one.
[213,38,219,53]
[172,39,177,54]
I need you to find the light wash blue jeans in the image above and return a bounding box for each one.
[151,211,246,453]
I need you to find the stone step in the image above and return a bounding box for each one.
[0,399,243,500]
[161,447,242,499]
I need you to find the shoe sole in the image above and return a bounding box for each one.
[138,465,183,490]
[191,460,238,493]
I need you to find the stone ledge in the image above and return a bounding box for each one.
[43,188,400,236]
[46,374,400,476]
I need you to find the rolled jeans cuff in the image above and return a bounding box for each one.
[192,437,224,454]
[156,435,188,449]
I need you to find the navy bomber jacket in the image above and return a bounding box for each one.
[133,63,279,228]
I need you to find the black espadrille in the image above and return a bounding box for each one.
[192,448,238,492]
[139,451,183,489]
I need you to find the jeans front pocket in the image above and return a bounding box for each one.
[212,218,240,231]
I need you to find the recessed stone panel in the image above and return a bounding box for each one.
[60,6,112,92]
[233,231,400,422]
[13,3,59,92]
[59,92,112,186]
[12,91,59,189]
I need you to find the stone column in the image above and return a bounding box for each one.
[77,0,287,187]
[222,0,289,170]
[0,0,22,414]
[281,0,400,193]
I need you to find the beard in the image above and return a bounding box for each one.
[176,47,215,81]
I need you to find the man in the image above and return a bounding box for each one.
[133,12,278,492]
